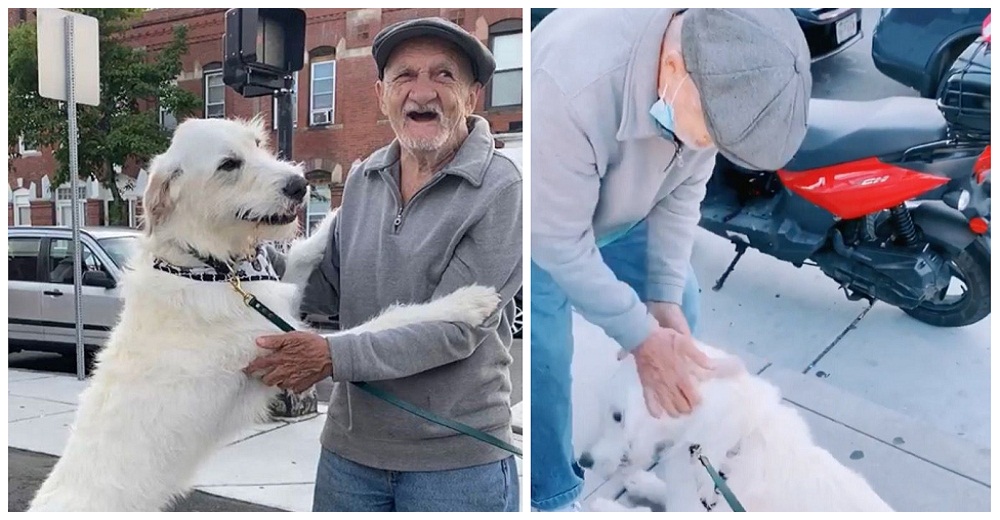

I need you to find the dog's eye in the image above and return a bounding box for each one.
[219,157,242,171]
[612,411,623,423]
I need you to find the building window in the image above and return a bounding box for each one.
[55,186,87,227]
[306,184,331,236]
[160,80,179,131]
[127,198,139,229]
[13,193,31,226]
[310,60,336,126]
[18,136,39,156]
[204,68,225,119]
[273,72,299,129]
[160,105,178,132]
[488,20,522,108]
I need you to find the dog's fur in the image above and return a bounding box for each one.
[582,341,893,512]
[28,118,500,511]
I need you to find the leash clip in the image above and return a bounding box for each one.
[227,273,253,304]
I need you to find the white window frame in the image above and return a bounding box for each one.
[55,186,87,227]
[160,79,179,131]
[204,70,225,119]
[305,184,332,237]
[127,198,139,228]
[159,104,178,131]
[273,72,299,129]
[18,136,40,156]
[13,193,31,226]
[488,29,523,108]
[310,60,336,126]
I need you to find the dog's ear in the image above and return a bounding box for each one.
[142,154,180,235]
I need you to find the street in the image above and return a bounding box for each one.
[812,8,917,100]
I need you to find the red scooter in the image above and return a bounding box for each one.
[700,29,990,327]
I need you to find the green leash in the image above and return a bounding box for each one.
[690,444,746,512]
[232,278,522,458]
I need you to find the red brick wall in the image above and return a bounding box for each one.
[9,8,523,222]
[29,200,54,226]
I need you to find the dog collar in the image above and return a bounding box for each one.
[153,246,279,283]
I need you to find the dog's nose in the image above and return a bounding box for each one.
[577,452,594,469]
[282,176,308,201]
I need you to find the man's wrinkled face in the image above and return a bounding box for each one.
[376,37,481,152]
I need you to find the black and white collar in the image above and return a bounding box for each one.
[153,246,279,283]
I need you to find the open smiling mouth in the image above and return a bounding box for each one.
[236,209,297,225]
[406,110,440,123]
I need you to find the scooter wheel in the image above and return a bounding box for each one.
[903,237,990,327]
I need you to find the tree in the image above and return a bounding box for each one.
[8,8,199,225]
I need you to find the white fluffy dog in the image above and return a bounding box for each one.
[582,341,893,512]
[28,118,500,511]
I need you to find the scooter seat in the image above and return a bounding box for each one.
[782,97,948,172]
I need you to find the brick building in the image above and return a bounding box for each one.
[7,8,524,234]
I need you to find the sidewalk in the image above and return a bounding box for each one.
[8,371,523,511]
[570,229,990,511]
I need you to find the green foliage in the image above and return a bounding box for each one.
[8,8,200,224]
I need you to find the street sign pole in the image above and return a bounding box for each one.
[37,8,99,380]
[65,15,86,381]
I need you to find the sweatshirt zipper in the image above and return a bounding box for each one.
[392,171,448,234]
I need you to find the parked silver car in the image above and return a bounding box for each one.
[8,226,139,356]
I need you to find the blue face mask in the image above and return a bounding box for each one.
[649,74,689,137]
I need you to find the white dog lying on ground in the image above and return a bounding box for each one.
[28,118,500,512]
[582,341,893,512]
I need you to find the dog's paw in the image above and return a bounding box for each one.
[624,470,669,502]
[436,285,501,325]
[588,497,651,512]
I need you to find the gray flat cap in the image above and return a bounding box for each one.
[682,9,812,170]
[373,17,496,85]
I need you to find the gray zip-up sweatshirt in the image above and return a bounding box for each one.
[531,9,716,351]
[299,115,522,471]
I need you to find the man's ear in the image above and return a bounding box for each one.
[466,82,482,114]
[374,80,388,117]
[142,155,180,234]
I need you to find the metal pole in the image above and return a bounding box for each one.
[269,74,318,419]
[65,15,85,381]
[276,74,293,160]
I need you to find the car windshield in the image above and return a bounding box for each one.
[98,236,138,268]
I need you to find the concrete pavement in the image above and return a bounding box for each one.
[8,368,523,511]
[570,229,990,511]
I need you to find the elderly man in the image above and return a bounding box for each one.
[246,17,522,512]
[530,8,811,511]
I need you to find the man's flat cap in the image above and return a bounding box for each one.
[373,16,496,84]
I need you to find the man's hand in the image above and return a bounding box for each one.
[245,331,333,394]
[648,301,691,336]
[627,326,713,419]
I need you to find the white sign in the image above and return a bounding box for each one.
[37,9,100,106]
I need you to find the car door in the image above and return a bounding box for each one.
[41,237,122,347]
[8,235,46,345]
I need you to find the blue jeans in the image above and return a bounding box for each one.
[313,448,519,512]
[529,221,700,510]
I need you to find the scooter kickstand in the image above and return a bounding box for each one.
[713,242,748,291]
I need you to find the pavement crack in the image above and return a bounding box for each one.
[196,481,314,488]
[8,409,76,423]
[803,301,874,375]
[8,393,79,407]
[784,398,990,489]
[225,422,293,447]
